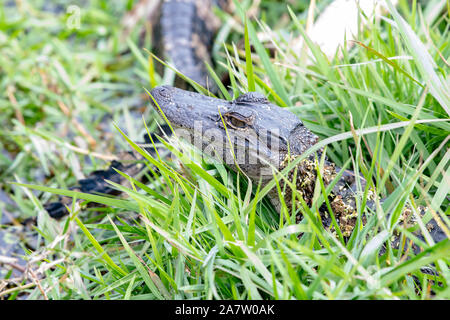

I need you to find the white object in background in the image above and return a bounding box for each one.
[306,0,398,60]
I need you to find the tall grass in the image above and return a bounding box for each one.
[4,0,449,299]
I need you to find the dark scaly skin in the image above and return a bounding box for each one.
[149,86,448,254]
[126,0,225,89]
[44,125,172,218]
[44,159,138,219]
[159,0,226,90]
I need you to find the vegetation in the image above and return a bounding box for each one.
[0,0,449,299]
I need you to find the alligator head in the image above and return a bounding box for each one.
[150,85,319,180]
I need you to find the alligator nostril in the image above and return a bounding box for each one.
[158,87,169,98]
[153,86,171,99]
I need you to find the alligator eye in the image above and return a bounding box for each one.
[225,115,249,129]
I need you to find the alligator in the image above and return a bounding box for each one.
[46,85,448,256]
[148,86,448,253]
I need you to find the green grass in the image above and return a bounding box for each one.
[1,0,449,299]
